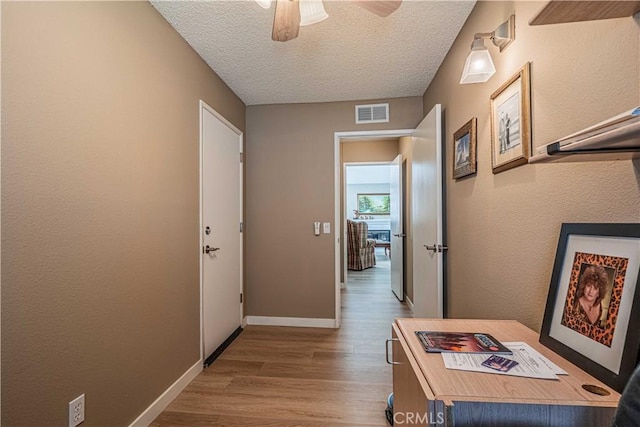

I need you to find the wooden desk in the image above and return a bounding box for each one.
[391,318,620,426]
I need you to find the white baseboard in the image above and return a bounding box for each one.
[245,316,337,328]
[405,295,414,313]
[129,359,202,427]
[242,316,248,328]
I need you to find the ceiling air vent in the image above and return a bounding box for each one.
[355,103,389,124]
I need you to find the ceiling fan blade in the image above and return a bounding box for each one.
[272,0,301,42]
[353,0,402,17]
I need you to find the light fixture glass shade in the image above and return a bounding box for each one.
[300,0,329,26]
[460,39,496,84]
[255,0,271,9]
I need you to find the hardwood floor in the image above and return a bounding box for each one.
[152,249,411,426]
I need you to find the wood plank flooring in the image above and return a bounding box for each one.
[152,250,412,426]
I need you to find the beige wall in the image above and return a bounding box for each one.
[423,1,640,331]
[2,2,245,425]
[341,139,400,163]
[245,98,422,318]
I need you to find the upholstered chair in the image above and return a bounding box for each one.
[347,219,376,270]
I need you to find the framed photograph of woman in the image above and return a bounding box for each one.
[540,223,640,392]
[490,62,532,174]
[453,118,477,179]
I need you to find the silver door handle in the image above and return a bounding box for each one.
[393,233,406,237]
[424,244,448,253]
[204,245,220,254]
[385,338,400,365]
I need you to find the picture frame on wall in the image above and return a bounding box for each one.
[356,193,390,215]
[453,118,477,179]
[540,223,640,392]
[490,62,532,174]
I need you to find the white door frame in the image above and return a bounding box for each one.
[389,153,404,301]
[199,100,244,362]
[334,129,414,328]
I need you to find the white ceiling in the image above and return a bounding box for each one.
[151,0,476,106]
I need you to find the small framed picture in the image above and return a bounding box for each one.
[452,118,477,179]
[540,223,640,392]
[490,62,532,174]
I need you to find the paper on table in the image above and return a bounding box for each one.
[507,342,567,375]
[441,342,566,380]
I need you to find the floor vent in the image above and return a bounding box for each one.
[355,103,389,124]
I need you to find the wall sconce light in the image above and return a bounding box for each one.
[460,15,515,84]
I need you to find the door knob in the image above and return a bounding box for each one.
[204,245,220,254]
[424,244,437,253]
[424,244,448,253]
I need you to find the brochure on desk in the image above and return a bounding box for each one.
[415,331,512,354]
[442,342,568,380]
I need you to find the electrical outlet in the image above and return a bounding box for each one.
[69,394,85,427]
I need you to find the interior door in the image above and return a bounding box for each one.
[390,154,404,301]
[201,102,242,362]
[412,104,445,318]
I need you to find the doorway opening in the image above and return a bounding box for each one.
[334,130,413,327]
[344,162,393,297]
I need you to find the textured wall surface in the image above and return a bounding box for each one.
[1,2,244,425]
[245,97,422,318]
[423,1,640,331]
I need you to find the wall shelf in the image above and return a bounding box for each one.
[529,108,640,163]
[529,1,640,26]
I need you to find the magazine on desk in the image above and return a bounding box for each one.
[415,331,512,355]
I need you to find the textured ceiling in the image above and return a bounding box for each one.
[151,0,476,105]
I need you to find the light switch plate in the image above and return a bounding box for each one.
[323,222,331,234]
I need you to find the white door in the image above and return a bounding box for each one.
[390,154,404,301]
[201,102,242,361]
[412,104,445,318]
